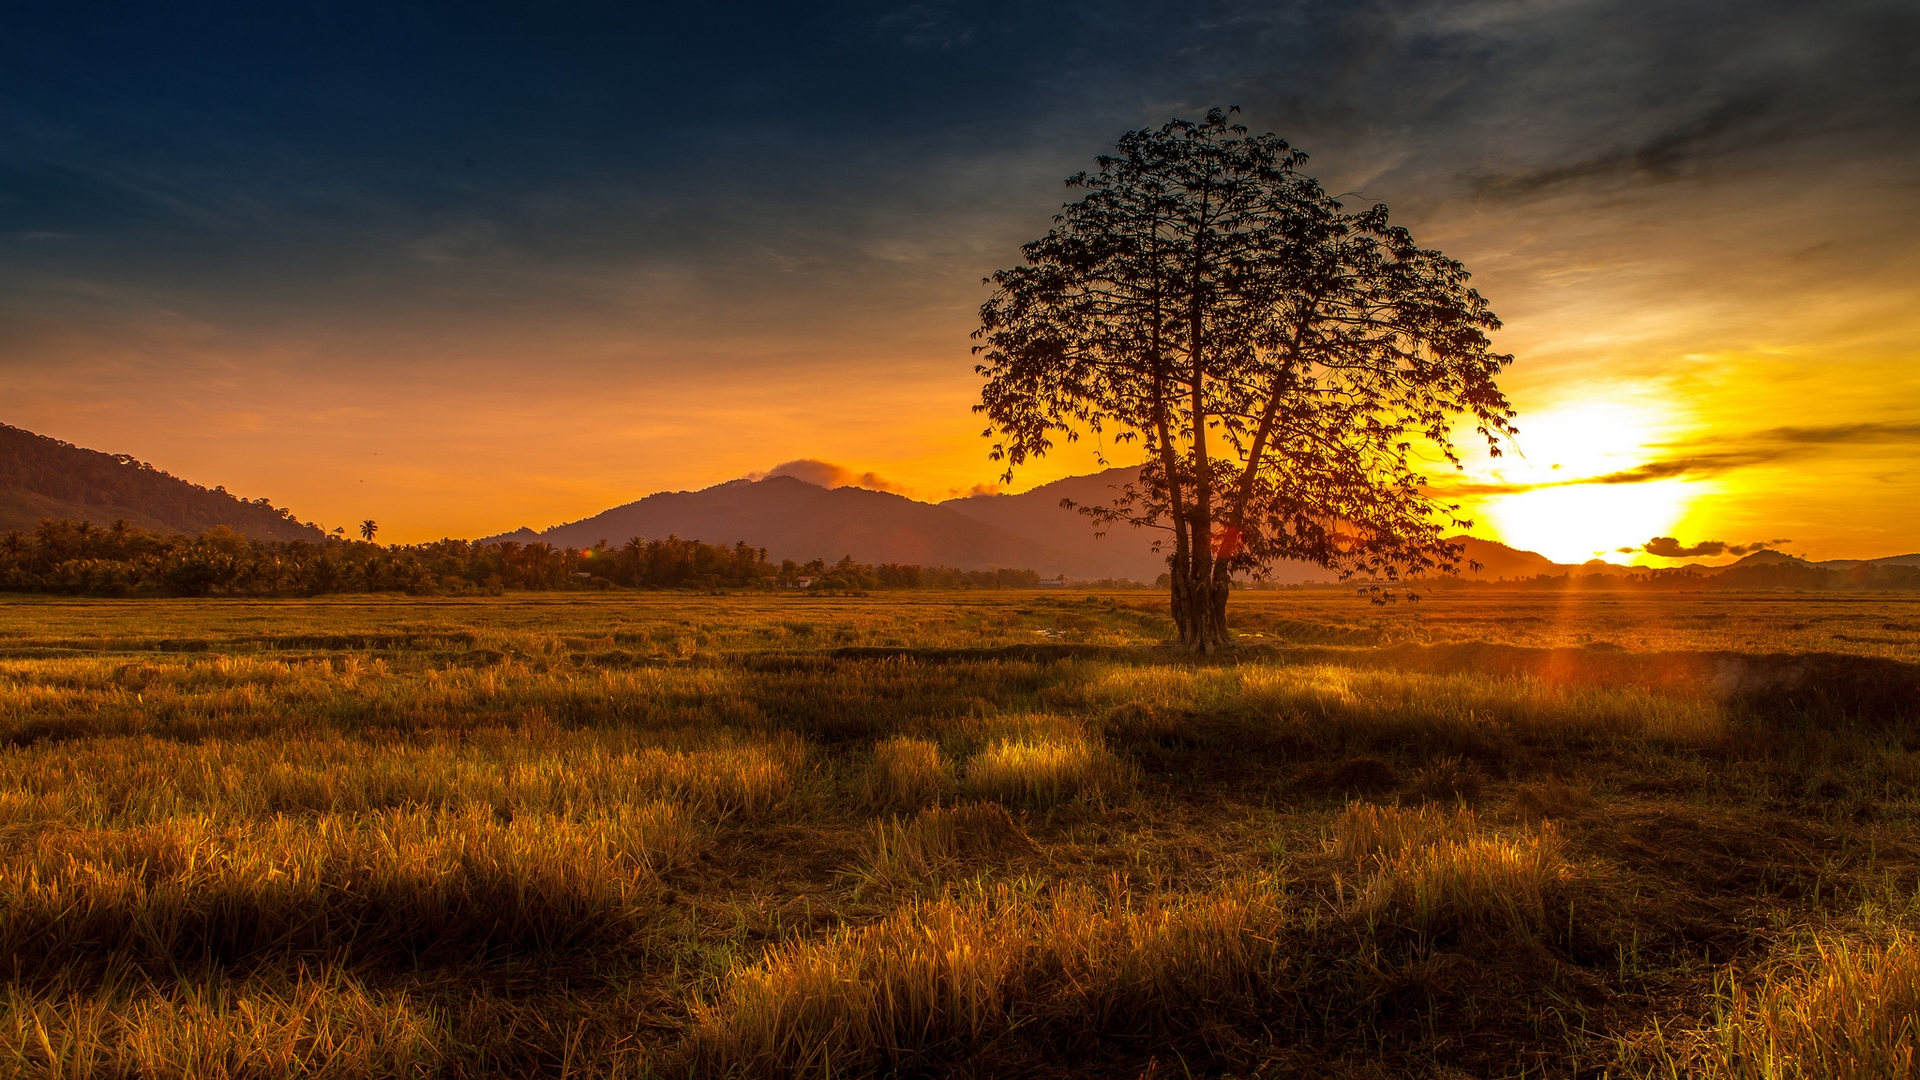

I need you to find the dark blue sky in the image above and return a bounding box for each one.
[11,1,1909,306]
[3,1,1917,553]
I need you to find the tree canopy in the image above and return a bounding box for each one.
[974,108,1517,651]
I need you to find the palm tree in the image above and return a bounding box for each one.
[360,520,378,543]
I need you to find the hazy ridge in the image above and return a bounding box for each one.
[0,423,323,542]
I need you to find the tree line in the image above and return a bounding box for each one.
[0,518,1053,596]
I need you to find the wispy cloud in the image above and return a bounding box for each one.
[1468,88,1788,196]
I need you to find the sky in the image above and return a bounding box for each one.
[3,1,1917,562]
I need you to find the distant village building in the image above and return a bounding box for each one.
[1037,577,1067,588]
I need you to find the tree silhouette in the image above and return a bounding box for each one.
[360,520,378,543]
[975,108,1516,652]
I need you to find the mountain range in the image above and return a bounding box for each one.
[483,468,1205,581]
[481,467,1920,583]
[6,420,1915,579]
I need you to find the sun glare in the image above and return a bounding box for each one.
[1468,399,1699,564]
[1481,480,1694,565]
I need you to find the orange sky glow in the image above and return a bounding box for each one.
[4,4,1915,565]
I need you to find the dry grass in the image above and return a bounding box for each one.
[1,801,695,977]
[0,591,1912,1076]
[1,972,445,1080]
[862,736,950,811]
[1632,931,1920,1080]
[857,802,1036,890]
[687,875,1291,1077]
[1334,802,1572,939]
[0,731,797,828]
[4,588,1914,661]
[962,724,1132,808]
[1072,663,1732,748]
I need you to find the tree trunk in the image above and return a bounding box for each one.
[1170,566,1231,653]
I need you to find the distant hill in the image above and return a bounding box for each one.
[485,475,1116,576]
[0,423,323,541]
[1730,550,1806,567]
[941,469,1154,575]
[1444,536,1578,580]
[941,468,1333,584]
[1813,552,1920,570]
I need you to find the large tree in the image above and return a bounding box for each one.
[974,109,1516,652]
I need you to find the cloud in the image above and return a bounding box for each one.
[1470,88,1787,196]
[1430,422,1920,497]
[949,481,1000,497]
[749,459,908,494]
[1635,536,1792,559]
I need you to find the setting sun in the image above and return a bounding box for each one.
[1460,400,1701,564]
[1481,479,1695,565]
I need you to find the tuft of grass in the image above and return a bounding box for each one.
[622,739,801,817]
[1407,755,1484,804]
[863,737,950,811]
[1330,801,1475,860]
[1638,931,1920,1080]
[962,726,1131,808]
[687,875,1291,1077]
[858,802,1036,890]
[1334,802,1571,939]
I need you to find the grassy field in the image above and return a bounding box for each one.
[1,588,1917,1077]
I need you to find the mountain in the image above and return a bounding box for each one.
[1731,550,1808,567]
[1815,553,1920,570]
[0,423,324,542]
[940,469,1165,581]
[486,475,1119,576]
[1442,536,1568,580]
[941,467,1335,583]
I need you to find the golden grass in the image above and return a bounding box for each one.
[9,588,1910,660]
[1333,802,1571,939]
[961,724,1131,808]
[1,972,443,1080]
[687,875,1291,1077]
[0,648,1065,747]
[1637,931,1920,1080]
[863,737,950,811]
[0,590,1910,1076]
[858,802,1036,890]
[1072,664,1732,748]
[0,801,694,975]
[0,732,797,828]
